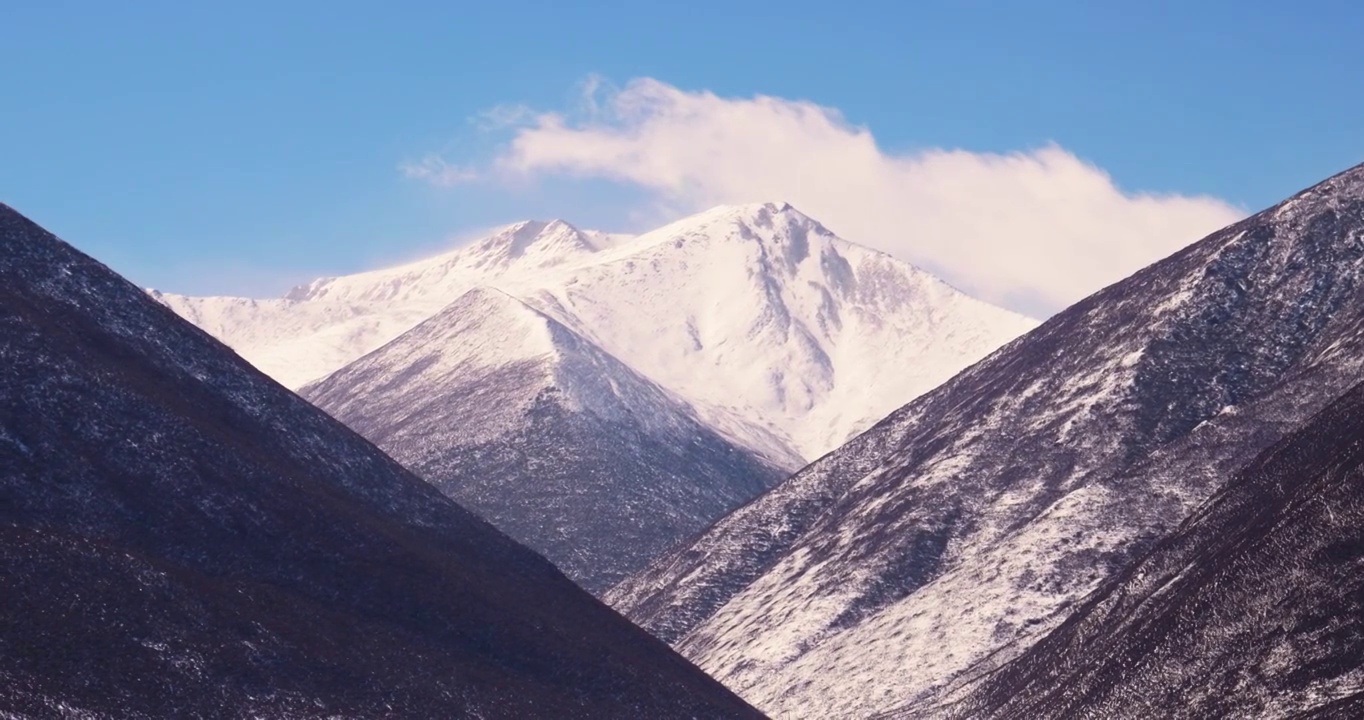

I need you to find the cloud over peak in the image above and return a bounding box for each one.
[413,77,1244,316]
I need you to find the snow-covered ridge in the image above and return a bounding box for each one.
[157,203,1035,462]
[302,284,715,449]
[155,219,632,389]
[507,202,1037,459]
[301,284,789,592]
[282,220,630,305]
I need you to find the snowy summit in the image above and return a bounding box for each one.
[158,202,1035,464]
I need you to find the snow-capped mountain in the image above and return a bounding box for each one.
[155,219,632,390]
[158,203,1030,601]
[608,162,1364,717]
[943,376,1364,719]
[0,203,759,718]
[159,203,1034,463]
[302,286,787,593]
[502,203,1037,460]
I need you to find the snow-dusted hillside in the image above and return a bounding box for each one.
[942,376,1364,719]
[302,286,786,592]
[159,203,1034,463]
[608,163,1364,717]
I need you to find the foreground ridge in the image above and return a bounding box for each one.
[940,374,1364,718]
[610,162,1364,717]
[0,203,760,719]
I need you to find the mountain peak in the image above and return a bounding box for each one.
[164,202,1032,459]
[380,285,563,376]
[458,218,597,270]
[637,201,833,258]
[275,219,613,307]
[302,288,787,594]
[684,201,814,228]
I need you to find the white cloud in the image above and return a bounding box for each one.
[400,155,478,186]
[422,77,1245,316]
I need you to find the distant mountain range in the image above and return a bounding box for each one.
[18,160,1362,718]
[160,202,1032,592]
[160,203,1034,463]
[609,162,1364,717]
[0,203,758,718]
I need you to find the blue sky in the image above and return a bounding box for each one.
[2,1,1361,310]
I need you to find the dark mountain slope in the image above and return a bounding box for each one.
[302,287,785,593]
[0,203,760,719]
[943,376,1364,719]
[608,163,1364,716]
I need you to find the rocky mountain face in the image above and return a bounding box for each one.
[0,203,760,719]
[159,203,1033,464]
[302,286,786,593]
[939,375,1364,719]
[608,163,1364,717]
[161,203,1029,599]
[496,203,1037,461]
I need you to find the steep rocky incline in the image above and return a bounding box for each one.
[941,376,1364,719]
[302,286,786,593]
[0,203,760,719]
[609,163,1364,717]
